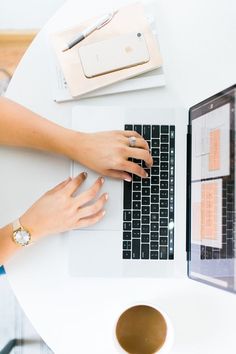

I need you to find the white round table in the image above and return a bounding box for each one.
[2,0,236,353]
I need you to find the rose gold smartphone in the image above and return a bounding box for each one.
[78,32,150,78]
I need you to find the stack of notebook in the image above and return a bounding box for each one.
[50,2,165,102]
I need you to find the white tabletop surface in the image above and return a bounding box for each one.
[2,0,236,353]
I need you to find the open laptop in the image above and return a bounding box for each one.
[68,85,236,294]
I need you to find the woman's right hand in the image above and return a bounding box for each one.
[20,173,108,242]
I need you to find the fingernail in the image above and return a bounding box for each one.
[100,177,105,184]
[145,172,149,178]
[124,177,132,182]
[81,172,87,178]
[102,210,106,216]
[105,193,109,200]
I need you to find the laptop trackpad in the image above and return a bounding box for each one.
[72,164,122,231]
[68,230,122,277]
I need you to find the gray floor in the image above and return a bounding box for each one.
[0,275,54,354]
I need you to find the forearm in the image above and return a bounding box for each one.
[0,224,19,265]
[0,97,78,158]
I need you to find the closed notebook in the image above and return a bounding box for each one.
[51,2,162,98]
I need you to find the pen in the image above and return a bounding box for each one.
[62,9,118,52]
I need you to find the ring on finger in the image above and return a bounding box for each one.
[128,136,136,147]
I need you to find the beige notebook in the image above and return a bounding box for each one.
[51,2,162,98]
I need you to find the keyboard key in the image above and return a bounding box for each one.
[134,125,142,135]
[142,206,150,214]
[124,180,132,209]
[151,204,159,212]
[142,178,150,186]
[160,200,168,207]
[133,183,141,191]
[160,247,167,259]
[123,241,131,249]
[160,218,168,226]
[142,234,150,243]
[151,176,159,184]
[160,181,168,189]
[133,211,141,219]
[141,244,149,259]
[123,222,131,230]
[160,237,168,245]
[160,209,168,217]
[153,158,160,166]
[132,239,140,259]
[150,185,158,194]
[132,230,141,238]
[132,220,141,229]
[151,241,158,250]
[161,135,168,143]
[123,232,131,240]
[152,125,160,138]
[133,174,141,182]
[123,250,131,259]
[160,228,168,236]
[133,192,141,200]
[123,211,131,221]
[160,162,168,170]
[133,201,141,209]
[142,187,150,196]
[151,195,159,203]
[161,144,168,152]
[152,139,159,148]
[161,125,169,133]
[142,225,149,233]
[143,125,151,140]
[160,190,168,198]
[125,124,133,130]
[161,153,168,162]
[151,232,159,240]
[142,215,150,224]
[150,251,159,259]
[133,158,141,164]
[151,167,159,175]
[142,197,150,205]
[151,223,158,231]
[152,148,159,157]
[160,172,168,180]
[151,213,159,222]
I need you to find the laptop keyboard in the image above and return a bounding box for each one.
[123,124,175,260]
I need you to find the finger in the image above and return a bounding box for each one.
[77,193,108,219]
[125,137,149,151]
[106,169,132,182]
[127,147,153,166]
[47,177,72,194]
[64,172,87,196]
[122,160,149,178]
[75,209,106,229]
[75,176,104,207]
[123,130,142,139]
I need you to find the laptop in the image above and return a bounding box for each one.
[68,85,236,294]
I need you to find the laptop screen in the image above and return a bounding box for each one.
[188,85,236,294]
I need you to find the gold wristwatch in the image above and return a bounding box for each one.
[12,219,31,247]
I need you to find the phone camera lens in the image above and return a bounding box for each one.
[137,33,142,37]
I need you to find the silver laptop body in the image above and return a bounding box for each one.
[68,105,187,278]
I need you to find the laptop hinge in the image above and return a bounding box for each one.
[186,124,192,261]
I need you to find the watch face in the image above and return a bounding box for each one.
[14,229,31,246]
